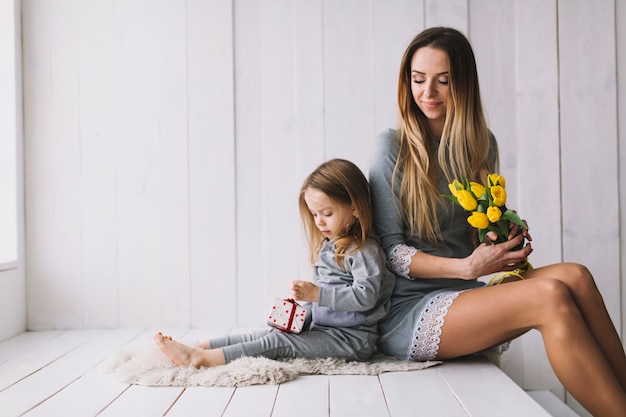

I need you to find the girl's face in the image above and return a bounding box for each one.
[410,46,450,136]
[304,187,356,240]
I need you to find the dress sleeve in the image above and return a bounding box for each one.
[368,130,407,257]
[388,243,417,279]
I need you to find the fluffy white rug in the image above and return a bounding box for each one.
[100,345,441,387]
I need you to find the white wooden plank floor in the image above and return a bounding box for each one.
[0,329,566,417]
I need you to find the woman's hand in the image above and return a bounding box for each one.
[291,280,320,302]
[465,233,533,278]
[507,218,532,243]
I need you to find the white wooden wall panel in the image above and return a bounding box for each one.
[426,0,466,31]
[257,0,303,317]
[234,0,264,326]
[156,0,192,326]
[619,0,626,344]
[293,0,325,283]
[17,0,626,406]
[23,0,84,329]
[323,0,375,170]
[234,0,303,325]
[471,1,517,196]
[559,0,620,318]
[373,0,423,143]
[425,0,470,30]
[113,0,191,327]
[49,0,83,328]
[560,2,620,413]
[187,0,237,330]
[512,0,563,400]
[514,0,563,301]
[78,0,119,327]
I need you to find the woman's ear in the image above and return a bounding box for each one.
[352,207,358,218]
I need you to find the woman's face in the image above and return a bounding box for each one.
[410,46,450,136]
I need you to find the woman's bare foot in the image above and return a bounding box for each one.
[153,332,198,367]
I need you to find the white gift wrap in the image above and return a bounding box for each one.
[267,298,307,334]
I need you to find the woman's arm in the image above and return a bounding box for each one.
[370,130,532,280]
[406,233,532,280]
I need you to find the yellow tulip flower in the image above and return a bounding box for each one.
[469,182,486,198]
[491,186,507,207]
[448,179,463,196]
[487,205,502,223]
[456,189,478,211]
[488,174,506,188]
[467,212,489,229]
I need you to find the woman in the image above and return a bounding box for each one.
[369,26,626,416]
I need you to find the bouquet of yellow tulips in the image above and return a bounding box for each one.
[444,173,527,245]
[444,174,532,284]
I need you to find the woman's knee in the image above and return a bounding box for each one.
[557,262,598,297]
[568,261,595,284]
[531,262,597,298]
[534,278,576,313]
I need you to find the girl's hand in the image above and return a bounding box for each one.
[291,280,320,302]
[466,234,532,278]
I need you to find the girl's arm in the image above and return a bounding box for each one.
[314,241,392,312]
[291,280,319,302]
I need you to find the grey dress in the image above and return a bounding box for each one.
[368,129,498,360]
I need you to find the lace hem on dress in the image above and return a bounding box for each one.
[408,291,460,361]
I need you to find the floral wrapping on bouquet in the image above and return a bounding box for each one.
[267,298,308,334]
[443,173,533,285]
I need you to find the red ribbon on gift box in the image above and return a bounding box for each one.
[282,298,298,332]
[268,298,306,333]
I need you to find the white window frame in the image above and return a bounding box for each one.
[0,0,22,270]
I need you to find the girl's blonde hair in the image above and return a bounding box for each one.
[299,159,372,269]
[395,27,497,245]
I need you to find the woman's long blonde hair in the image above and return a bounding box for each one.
[299,159,372,269]
[395,27,496,245]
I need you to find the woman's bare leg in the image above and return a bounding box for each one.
[522,263,626,390]
[436,279,626,417]
[154,332,225,367]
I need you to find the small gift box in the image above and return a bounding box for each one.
[267,298,308,334]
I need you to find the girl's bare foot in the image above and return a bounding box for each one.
[196,341,210,349]
[153,332,197,367]
[153,332,225,368]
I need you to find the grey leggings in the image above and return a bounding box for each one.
[209,326,378,364]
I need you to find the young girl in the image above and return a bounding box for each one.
[369,26,626,416]
[154,158,395,367]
